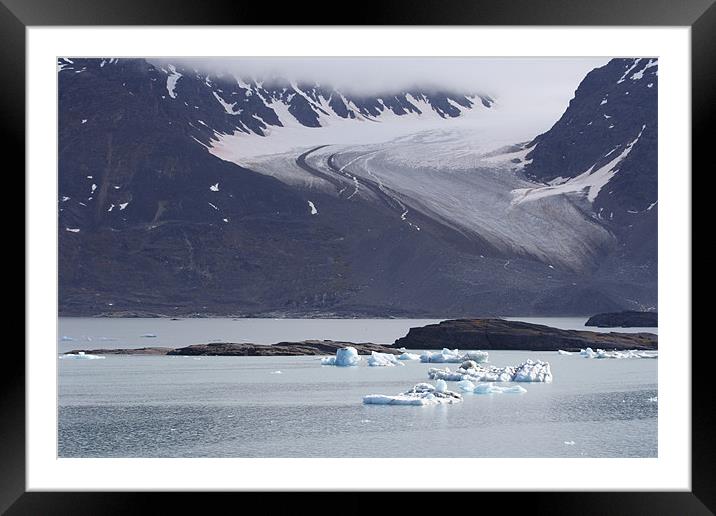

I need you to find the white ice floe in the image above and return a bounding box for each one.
[60,336,75,341]
[363,382,463,406]
[398,352,420,361]
[210,183,220,192]
[647,396,658,403]
[557,350,573,355]
[270,370,283,375]
[580,347,658,359]
[419,348,489,363]
[59,351,105,360]
[141,333,157,338]
[65,227,80,233]
[366,351,403,367]
[564,441,576,445]
[321,346,361,366]
[457,380,527,394]
[429,359,553,383]
[307,200,318,215]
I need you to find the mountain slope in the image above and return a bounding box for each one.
[58,57,657,316]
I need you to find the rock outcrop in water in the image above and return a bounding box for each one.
[585,311,657,327]
[66,340,398,357]
[394,318,657,352]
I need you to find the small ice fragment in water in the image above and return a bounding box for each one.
[141,333,157,338]
[367,351,402,367]
[647,396,658,402]
[557,350,572,355]
[458,380,527,394]
[398,352,420,361]
[270,370,283,374]
[564,441,576,445]
[321,347,361,366]
[60,336,75,341]
[59,351,105,360]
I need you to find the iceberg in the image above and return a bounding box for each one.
[321,346,361,366]
[581,347,658,359]
[429,359,553,383]
[59,351,105,360]
[462,350,489,363]
[363,382,463,406]
[398,352,420,361]
[367,351,403,367]
[557,350,572,355]
[458,380,527,394]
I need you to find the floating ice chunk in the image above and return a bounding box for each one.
[420,348,463,363]
[435,379,448,392]
[513,360,553,383]
[270,370,283,375]
[210,183,220,192]
[141,333,157,338]
[363,382,462,406]
[367,351,402,367]
[65,228,80,233]
[307,201,318,215]
[462,350,489,363]
[581,348,658,359]
[557,350,572,355]
[60,351,105,360]
[564,441,576,445]
[321,346,361,366]
[429,359,552,383]
[398,352,420,361]
[458,379,526,394]
[60,336,75,341]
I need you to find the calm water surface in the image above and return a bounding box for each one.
[58,317,657,458]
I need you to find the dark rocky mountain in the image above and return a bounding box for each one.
[524,58,658,269]
[58,57,657,317]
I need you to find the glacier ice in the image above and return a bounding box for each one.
[59,351,105,360]
[398,352,420,361]
[581,347,658,359]
[420,348,488,364]
[458,380,527,394]
[429,359,553,383]
[321,346,361,366]
[363,382,463,406]
[366,351,403,367]
[462,351,489,363]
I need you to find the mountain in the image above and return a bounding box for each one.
[522,58,658,266]
[58,57,657,317]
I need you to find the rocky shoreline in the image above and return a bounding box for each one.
[64,340,399,357]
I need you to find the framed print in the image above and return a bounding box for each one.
[6,0,711,513]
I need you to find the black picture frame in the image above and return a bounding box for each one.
[5,0,709,513]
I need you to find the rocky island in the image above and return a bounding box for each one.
[64,340,399,357]
[394,318,657,352]
[585,311,658,328]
